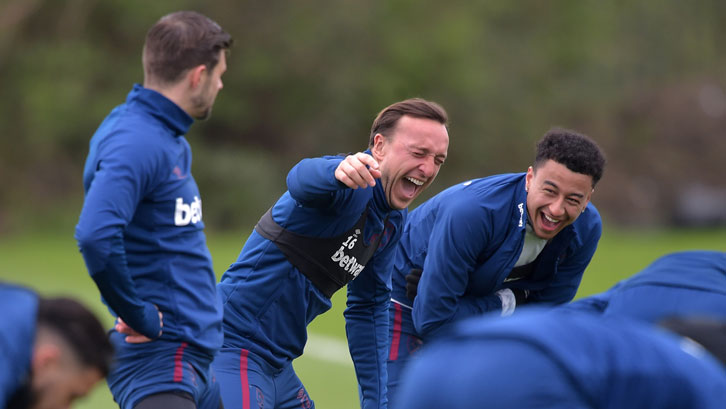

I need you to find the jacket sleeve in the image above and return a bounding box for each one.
[529,212,602,305]
[559,286,616,314]
[74,137,162,339]
[286,156,348,207]
[412,200,502,340]
[344,219,398,409]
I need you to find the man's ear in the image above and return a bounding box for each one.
[188,64,207,89]
[582,188,594,209]
[31,344,61,372]
[525,166,534,191]
[371,133,386,160]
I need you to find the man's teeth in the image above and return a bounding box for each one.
[405,177,424,186]
[544,214,559,223]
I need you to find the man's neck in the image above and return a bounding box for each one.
[143,82,190,116]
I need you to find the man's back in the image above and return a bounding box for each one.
[565,250,726,323]
[396,309,726,409]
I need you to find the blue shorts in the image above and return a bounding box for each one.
[386,302,423,408]
[107,331,221,409]
[213,347,314,409]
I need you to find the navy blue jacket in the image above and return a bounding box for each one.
[75,85,221,355]
[0,284,37,409]
[218,154,405,409]
[565,250,726,322]
[391,173,601,339]
[396,309,726,409]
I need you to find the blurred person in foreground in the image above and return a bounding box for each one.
[74,11,231,409]
[386,128,606,403]
[0,283,113,409]
[394,308,726,409]
[562,250,726,321]
[213,99,450,409]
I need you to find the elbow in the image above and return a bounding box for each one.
[285,159,309,197]
[75,226,98,254]
[413,314,446,340]
[75,224,114,273]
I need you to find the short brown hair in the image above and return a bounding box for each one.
[369,98,448,147]
[143,11,232,85]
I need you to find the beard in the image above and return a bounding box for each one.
[194,107,212,121]
[190,90,215,120]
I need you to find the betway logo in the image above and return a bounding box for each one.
[174,196,202,226]
[330,230,366,277]
[517,202,524,227]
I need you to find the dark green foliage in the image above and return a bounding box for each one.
[2,0,725,233]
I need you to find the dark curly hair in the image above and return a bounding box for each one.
[534,128,606,187]
[37,296,114,377]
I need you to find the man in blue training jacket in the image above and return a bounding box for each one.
[387,128,606,404]
[0,283,113,409]
[213,98,450,409]
[75,11,231,409]
[563,250,726,322]
[394,308,726,409]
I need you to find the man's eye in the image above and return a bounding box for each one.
[412,151,426,158]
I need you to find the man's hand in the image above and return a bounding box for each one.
[405,268,423,301]
[334,152,381,189]
[115,309,163,344]
[511,288,530,306]
[495,288,530,317]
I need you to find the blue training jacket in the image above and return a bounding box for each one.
[75,85,222,356]
[564,250,726,321]
[391,173,602,339]
[396,309,726,409]
[0,284,37,409]
[218,154,405,409]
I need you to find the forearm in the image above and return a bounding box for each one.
[75,142,161,338]
[286,157,345,205]
[78,232,160,338]
[530,251,596,305]
[345,260,392,409]
[413,293,503,340]
[344,297,390,409]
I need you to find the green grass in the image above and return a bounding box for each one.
[1,226,723,408]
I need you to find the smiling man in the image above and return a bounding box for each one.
[385,128,606,406]
[213,98,449,409]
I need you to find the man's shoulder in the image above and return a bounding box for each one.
[0,283,37,310]
[444,173,524,210]
[408,174,522,227]
[454,173,524,201]
[575,202,603,230]
[92,111,177,161]
[107,109,171,143]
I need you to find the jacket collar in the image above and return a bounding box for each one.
[126,84,194,137]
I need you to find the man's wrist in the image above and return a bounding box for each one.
[495,288,516,316]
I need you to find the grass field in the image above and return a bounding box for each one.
[1,225,723,408]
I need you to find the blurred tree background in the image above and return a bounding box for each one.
[1,0,725,236]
